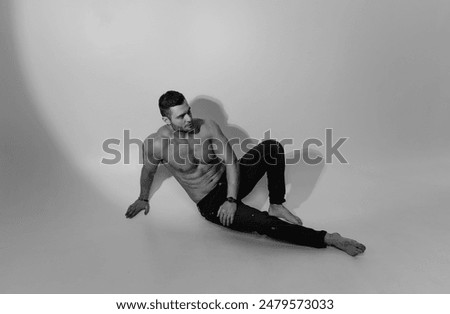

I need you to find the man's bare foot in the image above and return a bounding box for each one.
[324,233,366,256]
[268,204,303,225]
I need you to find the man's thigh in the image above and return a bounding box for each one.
[230,202,284,233]
[201,201,271,232]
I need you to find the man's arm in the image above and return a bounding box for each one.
[125,134,162,218]
[209,120,240,226]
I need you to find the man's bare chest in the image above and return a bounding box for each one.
[162,136,218,172]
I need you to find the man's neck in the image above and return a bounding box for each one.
[171,122,200,138]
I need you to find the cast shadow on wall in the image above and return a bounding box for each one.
[148,96,325,212]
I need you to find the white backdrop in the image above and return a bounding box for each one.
[10,0,450,200]
[1,0,450,293]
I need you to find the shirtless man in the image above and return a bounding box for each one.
[126,91,366,256]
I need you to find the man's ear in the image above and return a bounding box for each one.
[162,116,171,125]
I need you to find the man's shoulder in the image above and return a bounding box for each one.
[200,118,217,126]
[157,124,173,138]
[200,118,220,132]
[146,125,170,141]
[144,126,170,151]
[200,118,224,137]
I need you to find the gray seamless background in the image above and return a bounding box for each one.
[1,0,450,293]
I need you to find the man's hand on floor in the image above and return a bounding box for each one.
[125,199,150,218]
[217,201,237,227]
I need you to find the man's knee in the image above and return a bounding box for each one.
[261,139,281,146]
[260,139,284,164]
[261,139,284,152]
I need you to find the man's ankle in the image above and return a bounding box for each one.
[324,232,339,246]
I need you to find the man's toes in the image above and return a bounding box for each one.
[349,250,359,257]
[352,247,364,256]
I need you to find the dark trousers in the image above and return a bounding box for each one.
[197,140,327,248]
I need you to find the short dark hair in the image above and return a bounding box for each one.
[158,91,186,118]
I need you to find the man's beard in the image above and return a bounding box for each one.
[170,122,193,133]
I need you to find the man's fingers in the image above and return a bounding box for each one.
[219,211,226,225]
[217,207,225,225]
[228,213,234,226]
[226,212,233,226]
[126,205,143,219]
[125,206,133,217]
[126,201,151,219]
[217,206,236,226]
[129,209,139,218]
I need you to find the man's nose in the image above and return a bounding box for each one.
[185,115,192,123]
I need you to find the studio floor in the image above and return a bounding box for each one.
[2,153,449,293]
